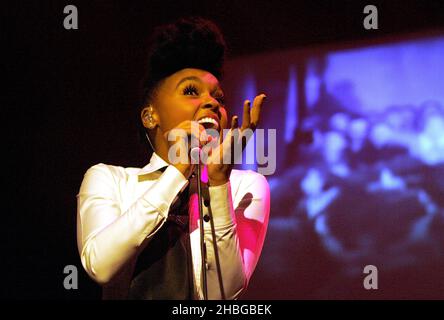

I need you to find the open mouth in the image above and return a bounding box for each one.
[197,117,219,130]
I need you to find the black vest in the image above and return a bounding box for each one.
[128,172,197,300]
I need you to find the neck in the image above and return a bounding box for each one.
[153,140,172,165]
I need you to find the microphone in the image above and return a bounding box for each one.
[190,146,202,164]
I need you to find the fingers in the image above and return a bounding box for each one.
[240,93,266,132]
[217,115,238,164]
[231,115,239,130]
[241,100,250,130]
[197,124,209,145]
[250,93,266,130]
[230,121,236,164]
[223,98,263,155]
[189,123,210,147]
[163,121,211,147]
[230,116,239,159]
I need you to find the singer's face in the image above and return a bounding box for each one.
[148,68,228,135]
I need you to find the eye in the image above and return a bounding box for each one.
[183,84,199,96]
[215,96,225,105]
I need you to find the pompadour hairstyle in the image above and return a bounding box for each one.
[141,16,227,106]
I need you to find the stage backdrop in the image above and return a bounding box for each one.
[222,33,444,299]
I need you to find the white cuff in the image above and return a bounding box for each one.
[205,182,235,230]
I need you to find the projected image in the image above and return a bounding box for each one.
[224,35,444,298]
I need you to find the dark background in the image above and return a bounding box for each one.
[4,0,444,299]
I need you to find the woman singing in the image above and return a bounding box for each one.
[77,16,270,300]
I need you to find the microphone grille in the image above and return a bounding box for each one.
[190,147,201,164]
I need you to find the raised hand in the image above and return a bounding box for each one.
[206,93,267,186]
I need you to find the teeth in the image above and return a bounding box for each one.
[197,117,219,128]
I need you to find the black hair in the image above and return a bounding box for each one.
[141,16,227,106]
[138,16,227,154]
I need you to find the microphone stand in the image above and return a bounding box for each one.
[192,148,226,300]
[194,150,208,300]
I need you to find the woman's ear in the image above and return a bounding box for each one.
[141,105,159,130]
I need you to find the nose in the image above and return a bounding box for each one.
[201,95,220,111]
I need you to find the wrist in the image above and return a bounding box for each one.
[208,167,231,186]
[208,176,229,187]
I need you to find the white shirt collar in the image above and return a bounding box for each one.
[136,152,170,176]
